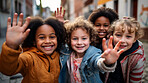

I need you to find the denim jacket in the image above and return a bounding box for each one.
[59,45,114,83]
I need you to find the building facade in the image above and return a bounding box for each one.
[61,0,148,40]
[0,0,33,38]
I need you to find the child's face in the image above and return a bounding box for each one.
[71,28,90,56]
[94,16,110,38]
[113,26,136,52]
[35,24,57,56]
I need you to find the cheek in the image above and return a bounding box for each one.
[113,38,119,45]
[71,40,76,46]
[105,27,110,30]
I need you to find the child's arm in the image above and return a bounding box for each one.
[97,36,124,72]
[0,13,30,75]
[54,6,69,23]
[6,13,30,50]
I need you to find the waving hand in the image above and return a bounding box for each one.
[101,36,124,65]
[6,13,30,49]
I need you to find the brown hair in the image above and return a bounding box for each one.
[65,16,97,50]
[108,16,144,39]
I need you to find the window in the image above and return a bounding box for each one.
[15,0,22,14]
[131,0,138,20]
[0,0,9,13]
[114,0,118,13]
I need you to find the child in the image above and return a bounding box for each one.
[59,16,124,83]
[105,16,145,83]
[0,13,66,83]
[88,7,119,50]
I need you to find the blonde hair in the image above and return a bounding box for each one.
[65,16,97,49]
[108,16,144,39]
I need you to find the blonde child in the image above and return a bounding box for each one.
[0,13,66,83]
[59,16,124,83]
[105,16,145,83]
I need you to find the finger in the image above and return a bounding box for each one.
[7,17,11,29]
[63,9,66,17]
[101,49,111,58]
[118,49,124,55]
[60,6,62,15]
[23,29,30,40]
[17,13,23,26]
[114,40,121,51]
[57,8,59,15]
[102,38,107,50]
[13,13,18,26]
[108,36,113,49]
[22,17,31,31]
[54,11,56,16]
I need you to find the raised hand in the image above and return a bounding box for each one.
[6,13,30,49]
[55,6,65,23]
[101,36,124,65]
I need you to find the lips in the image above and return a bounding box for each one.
[76,46,85,50]
[120,45,126,49]
[43,46,54,51]
[98,32,106,35]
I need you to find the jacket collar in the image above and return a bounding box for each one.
[82,45,101,62]
[24,47,58,59]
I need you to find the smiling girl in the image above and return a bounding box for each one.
[0,13,66,83]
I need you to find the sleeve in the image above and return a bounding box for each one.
[0,42,24,76]
[129,54,145,83]
[97,58,117,72]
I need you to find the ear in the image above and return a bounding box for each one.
[33,41,36,46]
[134,38,137,43]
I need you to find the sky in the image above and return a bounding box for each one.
[36,0,61,11]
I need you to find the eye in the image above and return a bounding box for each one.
[72,38,78,40]
[49,35,56,39]
[39,36,45,39]
[115,34,121,37]
[126,35,132,38]
[104,25,109,27]
[82,37,87,40]
[95,24,101,27]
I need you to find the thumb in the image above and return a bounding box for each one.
[22,29,30,41]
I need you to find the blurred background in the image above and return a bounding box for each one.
[0,0,148,83]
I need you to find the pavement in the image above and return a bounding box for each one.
[0,37,148,83]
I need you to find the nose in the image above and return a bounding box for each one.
[120,37,126,43]
[100,25,104,29]
[45,38,51,43]
[77,39,82,44]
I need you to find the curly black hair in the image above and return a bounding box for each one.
[22,16,66,52]
[44,17,66,51]
[88,7,119,25]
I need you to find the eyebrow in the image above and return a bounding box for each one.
[37,33,56,36]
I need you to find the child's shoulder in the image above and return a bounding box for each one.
[87,45,102,53]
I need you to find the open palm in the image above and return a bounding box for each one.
[6,13,30,49]
[101,36,124,65]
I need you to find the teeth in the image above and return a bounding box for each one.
[99,32,105,35]
[44,46,52,49]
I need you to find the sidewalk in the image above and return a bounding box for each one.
[142,41,148,83]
